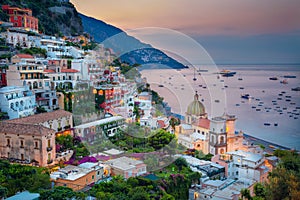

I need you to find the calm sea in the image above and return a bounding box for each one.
[140,64,300,149]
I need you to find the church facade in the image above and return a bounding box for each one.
[176,92,244,155]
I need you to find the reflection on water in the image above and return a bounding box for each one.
[140,65,300,149]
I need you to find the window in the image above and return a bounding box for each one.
[58,76,60,81]
[53,77,55,81]
[35,141,38,149]
[48,139,51,147]
[220,136,225,144]
[7,138,10,146]
[20,140,24,148]
[21,154,24,160]
[69,76,72,80]
[92,175,94,179]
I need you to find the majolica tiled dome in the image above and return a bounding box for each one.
[187,92,205,116]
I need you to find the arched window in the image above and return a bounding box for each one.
[220,136,225,144]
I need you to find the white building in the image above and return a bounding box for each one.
[1,29,32,48]
[74,116,125,141]
[6,55,59,112]
[34,36,83,59]
[71,58,103,81]
[44,68,81,90]
[6,56,50,90]
[0,86,36,119]
[225,150,268,183]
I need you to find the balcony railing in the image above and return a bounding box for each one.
[47,146,53,151]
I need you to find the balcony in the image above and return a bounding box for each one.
[64,125,71,129]
[47,146,53,151]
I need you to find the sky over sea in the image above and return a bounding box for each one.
[71,0,300,64]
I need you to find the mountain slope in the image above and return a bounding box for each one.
[80,13,185,69]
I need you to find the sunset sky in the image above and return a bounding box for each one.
[71,0,300,64]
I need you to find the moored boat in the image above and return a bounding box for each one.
[269,77,278,80]
[283,75,296,78]
[241,94,252,100]
[291,87,300,91]
[220,69,236,77]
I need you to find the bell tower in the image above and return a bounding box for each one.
[209,117,227,155]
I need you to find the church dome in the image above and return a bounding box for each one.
[187,92,205,116]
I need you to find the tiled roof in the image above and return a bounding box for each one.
[157,120,166,128]
[44,69,55,73]
[0,122,55,136]
[61,69,79,73]
[9,110,72,124]
[192,118,210,129]
[15,54,34,59]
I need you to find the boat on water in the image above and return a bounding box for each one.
[220,69,236,77]
[264,123,271,126]
[158,84,164,87]
[241,94,252,100]
[269,77,278,80]
[291,87,300,91]
[283,75,296,78]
